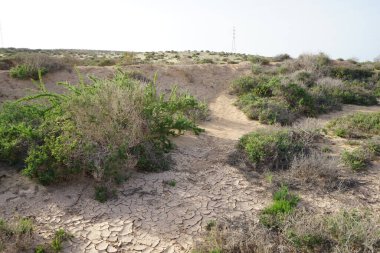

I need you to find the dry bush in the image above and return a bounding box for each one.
[12,53,69,72]
[281,151,343,191]
[194,210,380,253]
[65,81,147,179]
[193,219,287,253]
[281,53,331,75]
[316,77,345,88]
[291,118,323,146]
[0,218,34,252]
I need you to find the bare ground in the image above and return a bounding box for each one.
[1,64,380,253]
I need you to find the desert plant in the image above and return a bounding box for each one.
[282,151,342,191]
[327,112,380,138]
[341,148,372,171]
[330,66,374,81]
[248,55,270,65]
[0,218,35,252]
[51,229,72,253]
[324,210,380,252]
[260,185,300,228]
[10,64,47,79]
[0,70,206,185]
[272,54,291,62]
[238,128,316,170]
[199,58,214,64]
[9,53,69,79]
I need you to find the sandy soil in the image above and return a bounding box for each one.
[1,65,380,253]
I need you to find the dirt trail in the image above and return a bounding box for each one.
[1,66,380,252]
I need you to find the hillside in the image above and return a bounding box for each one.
[0,51,380,253]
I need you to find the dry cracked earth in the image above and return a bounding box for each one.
[0,93,268,253]
[1,65,380,252]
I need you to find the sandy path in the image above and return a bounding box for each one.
[1,66,380,252]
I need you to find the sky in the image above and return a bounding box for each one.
[0,0,380,61]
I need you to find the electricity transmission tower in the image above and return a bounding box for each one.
[232,26,236,53]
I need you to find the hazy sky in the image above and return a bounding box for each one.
[1,0,379,61]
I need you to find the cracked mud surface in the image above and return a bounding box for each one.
[1,65,380,252]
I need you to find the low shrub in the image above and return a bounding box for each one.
[9,53,69,79]
[198,58,214,64]
[0,217,34,252]
[291,70,317,87]
[51,229,72,253]
[0,59,14,70]
[335,86,378,106]
[282,151,342,191]
[274,82,316,116]
[342,148,371,171]
[10,64,47,79]
[0,70,206,185]
[310,84,342,113]
[327,112,380,138]
[272,54,291,62]
[260,185,300,229]
[330,66,374,81]
[324,210,380,252]
[238,128,315,170]
[194,209,380,253]
[341,138,380,171]
[248,55,270,65]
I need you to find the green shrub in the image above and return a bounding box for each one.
[164,179,177,187]
[199,58,214,64]
[284,210,380,252]
[239,129,310,170]
[0,71,206,185]
[231,75,277,96]
[341,148,371,171]
[0,102,45,165]
[51,229,72,253]
[10,64,47,79]
[341,138,379,171]
[310,85,342,113]
[230,76,257,95]
[94,186,111,203]
[9,53,69,79]
[260,185,300,228]
[330,66,374,81]
[325,210,380,252]
[0,217,36,252]
[272,54,291,62]
[364,137,380,156]
[335,86,378,105]
[293,70,317,87]
[17,218,33,234]
[248,55,269,65]
[327,112,380,138]
[275,83,316,116]
[35,245,45,253]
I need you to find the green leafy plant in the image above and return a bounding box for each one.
[327,112,380,138]
[10,64,47,79]
[260,185,300,228]
[341,148,371,171]
[0,70,207,185]
[239,129,310,170]
[51,229,72,253]
[164,179,177,187]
